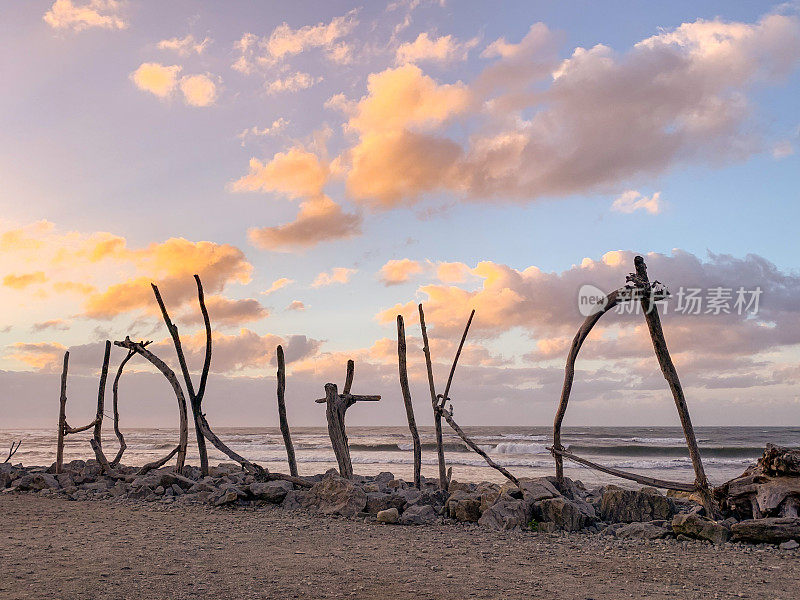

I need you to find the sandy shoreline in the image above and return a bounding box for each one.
[1,494,798,600]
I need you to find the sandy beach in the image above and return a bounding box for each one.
[1,494,797,600]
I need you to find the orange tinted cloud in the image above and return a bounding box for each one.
[131,62,181,98]
[379,258,423,285]
[3,271,46,290]
[178,296,268,326]
[312,267,356,287]
[7,342,66,371]
[43,0,126,31]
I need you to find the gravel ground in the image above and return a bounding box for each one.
[1,494,798,600]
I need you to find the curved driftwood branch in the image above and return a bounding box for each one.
[441,406,518,486]
[440,309,474,409]
[631,255,715,515]
[418,304,447,489]
[553,288,625,484]
[397,315,421,488]
[91,340,111,452]
[114,338,188,472]
[550,447,695,492]
[276,345,298,477]
[110,349,135,467]
[3,440,21,464]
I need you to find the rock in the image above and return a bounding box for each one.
[614,521,671,540]
[281,490,306,510]
[128,486,152,499]
[373,472,395,486]
[365,492,406,514]
[759,444,800,477]
[672,513,731,544]
[15,473,60,491]
[81,481,112,492]
[154,486,165,495]
[376,508,400,524]
[213,490,239,506]
[600,485,675,523]
[730,517,800,544]
[250,480,292,504]
[446,491,482,522]
[171,484,183,496]
[518,478,560,503]
[478,499,532,531]
[533,497,596,532]
[399,504,438,525]
[780,539,799,550]
[304,474,367,517]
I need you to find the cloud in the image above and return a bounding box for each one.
[312,267,356,287]
[178,296,268,326]
[611,191,662,215]
[31,319,71,333]
[263,277,294,295]
[158,34,211,56]
[287,300,305,311]
[131,63,181,98]
[232,11,358,73]
[7,342,66,371]
[379,258,423,285]
[395,32,478,64]
[43,0,126,31]
[3,272,47,290]
[237,118,290,146]
[436,261,471,283]
[772,140,794,159]
[233,146,362,250]
[265,72,320,95]
[179,74,218,107]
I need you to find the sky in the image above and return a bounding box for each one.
[1,0,800,429]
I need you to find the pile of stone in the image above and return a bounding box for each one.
[2,445,799,549]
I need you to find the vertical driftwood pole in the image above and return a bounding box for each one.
[276,345,298,477]
[92,341,111,452]
[397,315,421,488]
[56,351,69,474]
[632,255,714,511]
[110,350,134,467]
[418,304,447,489]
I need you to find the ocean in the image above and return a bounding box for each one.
[2,426,798,488]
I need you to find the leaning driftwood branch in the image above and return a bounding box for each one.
[630,255,715,514]
[3,440,21,463]
[276,345,298,477]
[552,288,625,484]
[91,341,111,453]
[439,309,475,410]
[110,349,136,467]
[418,303,447,489]
[397,315,421,488]
[442,405,519,486]
[113,337,189,472]
[550,446,695,492]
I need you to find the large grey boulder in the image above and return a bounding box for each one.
[376,508,400,524]
[534,496,596,532]
[446,491,482,522]
[15,473,60,491]
[365,492,406,514]
[400,504,438,525]
[672,513,730,544]
[303,474,367,517]
[250,480,293,503]
[600,485,676,523]
[478,499,532,531]
[614,521,671,540]
[730,517,800,544]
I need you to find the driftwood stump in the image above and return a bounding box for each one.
[397,315,421,488]
[418,304,447,489]
[316,361,380,479]
[276,345,298,477]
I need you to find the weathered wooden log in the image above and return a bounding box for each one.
[114,338,189,472]
[91,340,111,452]
[553,287,626,484]
[316,363,381,479]
[110,349,135,467]
[441,406,518,486]
[276,345,298,477]
[630,255,715,515]
[549,446,695,492]
[418,304,447,489]
[56,351,69,474]
[3,440,21,464]
[439,309,475,410]
[151,276,209,476]
[397,315,421,488]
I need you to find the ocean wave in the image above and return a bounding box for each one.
[566,444,764,458]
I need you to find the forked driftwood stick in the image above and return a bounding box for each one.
[439,309,475,410]
[55,342,112,474]
[3,440,21,463]
[397,315,421,488]
[110,349,135,467]
[630,255,715,513]
[550,447,695,492]
[442,406,519,486]
[315,361,381,479]
[114,338,189,472]
[553,288,626,484]
[152,275,210,476]
[418,304,447,489]
[276,345,298,477]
